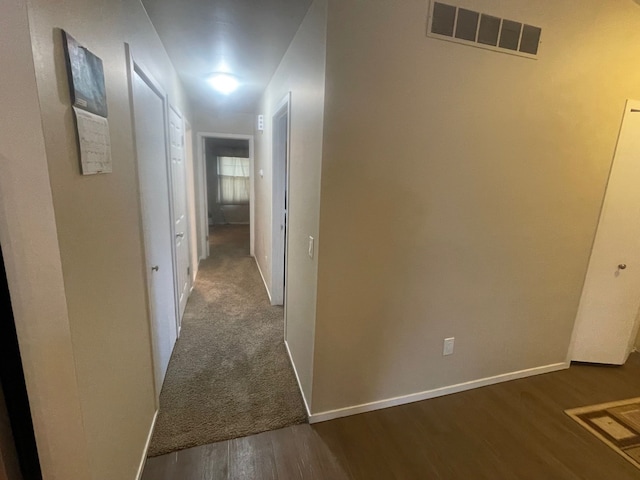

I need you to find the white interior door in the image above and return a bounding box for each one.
[132,64,177,398]
[169,106,190,323]
[271,94,290,306]
[571,99,640,365]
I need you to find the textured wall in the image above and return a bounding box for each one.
[312,0,640,413]
[0,1,91,478]
[254,0,327,404]
[24,0,190,477]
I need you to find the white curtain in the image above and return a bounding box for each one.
[217,156,250,205]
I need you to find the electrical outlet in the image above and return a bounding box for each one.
[308,236,314,259]
[443,337,455,356]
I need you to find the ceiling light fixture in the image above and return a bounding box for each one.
[207,73,239,95]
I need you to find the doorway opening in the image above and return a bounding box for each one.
[0,245,42,480]
[196,133,255,260]
[205,137,252,258]
[570,99,640,365]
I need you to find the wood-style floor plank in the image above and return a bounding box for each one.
[227,433,278,480]
[143,353,640,479]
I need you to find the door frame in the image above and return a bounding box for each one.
[184,120,198,287]
[271,93,291,307]
[196,132,255,259]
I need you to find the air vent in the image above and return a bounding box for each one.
[427,2,541,58]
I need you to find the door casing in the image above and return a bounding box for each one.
[196,132,255,260]
[168,105,191,326]
[271,93,291,309]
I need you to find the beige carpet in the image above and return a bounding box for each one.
[147,225,307,457]
[566,397,640,469]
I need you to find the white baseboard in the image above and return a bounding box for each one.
[309,362,569,424]
[135,410,158,480]
[284,340,311,418]
[254,257,272,302]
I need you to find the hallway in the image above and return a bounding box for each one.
[148,225,307,457]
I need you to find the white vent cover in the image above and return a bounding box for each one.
[427,2,541,59]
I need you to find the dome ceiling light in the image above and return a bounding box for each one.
[207,73,239,95]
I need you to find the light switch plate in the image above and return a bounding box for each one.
[443,337,455,356]
[308,236,314,259]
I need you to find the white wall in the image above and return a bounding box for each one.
[311,0,640,414]
[192,108,255,136]
[14,0,191,478]
[254,0,327,405]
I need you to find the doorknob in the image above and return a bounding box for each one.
[618,264,627,270]
[152,265,159,272]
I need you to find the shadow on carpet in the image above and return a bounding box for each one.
[147,225,307,457]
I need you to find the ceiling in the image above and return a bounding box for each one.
[141,0,313,114]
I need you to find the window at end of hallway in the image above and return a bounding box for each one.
[217,157,250,205]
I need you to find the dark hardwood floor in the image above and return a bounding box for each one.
[142,353,640,479]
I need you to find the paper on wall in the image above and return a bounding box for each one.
[73,106,112,175]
